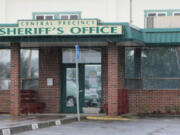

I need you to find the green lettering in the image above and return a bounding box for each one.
[7,28,16,35]
[0,28,6,35]
[111,27,117,33]
[57,27,64,34]
[71,27,81,34]
[18,28,24,35]
[25,28,32,35]
[82,27,89,34]
[101,27,109,34]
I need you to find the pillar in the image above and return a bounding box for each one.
[134,48,142,89]
[10,43,21,116]
[107,43,119,115]
[102,47,108,113]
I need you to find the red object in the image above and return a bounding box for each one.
[20,90,46,114]
[118,89,129,114]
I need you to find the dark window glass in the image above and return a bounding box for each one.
[61,15,68,20]
[36,16,44,20]
[70,15,78,20]
[148,13,156,17]
[45,16,53,20]
[158,13,166,16]
[174,13,180,16]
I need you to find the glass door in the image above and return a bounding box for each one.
[84,65,102,109]
[61,65,84,113]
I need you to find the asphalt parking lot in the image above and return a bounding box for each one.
[17,118,180,135]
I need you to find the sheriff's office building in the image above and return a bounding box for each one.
[1,11,180,116]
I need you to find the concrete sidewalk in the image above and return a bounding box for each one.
[0,114,88,135]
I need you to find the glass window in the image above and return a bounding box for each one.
[62,48,101,63]
[21,49,39,90]
[61,15,69,20]
[70,15,78,20]
[158,13,166,16]
[174,13,180,16]
[125,47,180,90]
[0,49,10,90]
[148,13,156,17]
[45,16,53,20]
[36,16,44,20]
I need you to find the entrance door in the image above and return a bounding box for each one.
[61,64,102,113]
[61,64,84,113]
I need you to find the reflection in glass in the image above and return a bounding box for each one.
[0,49,10,90]
[0,80,10,90]
[66,68,77,107]
[84,65,102,108]
[63,48,101,63]
[21,49,39,90]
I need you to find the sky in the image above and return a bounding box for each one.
[1,0,180,28]
[118,0,180,27]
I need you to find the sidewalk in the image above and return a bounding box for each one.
[0,114,89,135]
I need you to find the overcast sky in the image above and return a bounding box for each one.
[117,0,180,27]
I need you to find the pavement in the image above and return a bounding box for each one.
[15,117,180,135]
[0,113,106,135]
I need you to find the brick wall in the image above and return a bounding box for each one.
[128,90,180,113]
[0,91,10,113]
[10,43,21,115]
[39,47,61,113]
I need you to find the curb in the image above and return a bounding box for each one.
[86,116,130,121]
[0,116,86,135]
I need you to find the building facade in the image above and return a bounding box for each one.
[1,10,180,116]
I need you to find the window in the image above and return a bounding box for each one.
[21,49,39,90]
[173,12,180,16]
[125,47,180,90]
[70,15,78,20]
[148,13,156,17]
[36,15,54,20]
[45,16,53,20]
[36,16,44,20]
[62,48,101,63]
[158,13,166,16]
[60,14,79,20]
[61,15,68,20]
[0,49,10,90]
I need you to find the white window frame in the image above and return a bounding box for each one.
[173,12,180,16]
[35,14,54,20]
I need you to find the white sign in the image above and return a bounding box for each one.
[47,78,53,86]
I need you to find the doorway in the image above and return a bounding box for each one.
[61,64,102,113]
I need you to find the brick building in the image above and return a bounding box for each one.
[1,12,180,116]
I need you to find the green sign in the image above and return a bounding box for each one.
[0,20,122,36]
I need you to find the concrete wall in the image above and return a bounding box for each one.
[153,16,180,28]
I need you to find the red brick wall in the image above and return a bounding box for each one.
[107,43,119,115]
[0,91,10,113]
[39,47,61,113]
[10,43,21,115]
[128,90,180,113]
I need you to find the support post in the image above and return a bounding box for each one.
[107,43,119,116]
[10,43,21,116]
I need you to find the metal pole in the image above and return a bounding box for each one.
[130,0,133,24]
[75,45,80,121]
